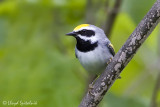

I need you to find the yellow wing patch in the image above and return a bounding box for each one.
[73,24,90,31]
[109,43,114,50]
[108,43,115,56]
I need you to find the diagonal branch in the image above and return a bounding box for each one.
[79,0,160,107]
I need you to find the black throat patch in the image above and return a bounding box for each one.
[76,37,98,52]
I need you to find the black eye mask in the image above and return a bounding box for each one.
[77,29,95,37]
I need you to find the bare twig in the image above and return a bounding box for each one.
[150,26,160,107]
[79,0,160,107]
[85,0,94,24]
[104,0,122,37]
[151,73,160,107]
[85,0,102,24]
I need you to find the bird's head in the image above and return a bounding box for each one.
[66,24,106,43]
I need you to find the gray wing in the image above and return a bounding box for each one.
[101,38,115,56]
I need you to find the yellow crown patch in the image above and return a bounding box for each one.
[73,24,90,31]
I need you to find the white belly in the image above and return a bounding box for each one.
[76,46,113,74]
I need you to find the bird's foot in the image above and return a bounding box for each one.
[107,57,112,65]
[88,82,94,95]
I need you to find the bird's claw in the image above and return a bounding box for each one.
[107,57,112,65]
[88,82,94,95]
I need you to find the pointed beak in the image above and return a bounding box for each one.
[66,31,77,36]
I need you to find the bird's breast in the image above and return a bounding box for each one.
[76,46,112,74]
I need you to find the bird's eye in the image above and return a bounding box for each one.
[82,30,86,34]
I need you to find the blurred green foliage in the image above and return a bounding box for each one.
[0,0,159,107]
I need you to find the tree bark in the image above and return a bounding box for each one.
[79,0,160,107]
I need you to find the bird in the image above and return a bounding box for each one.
[66,24,115,87]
